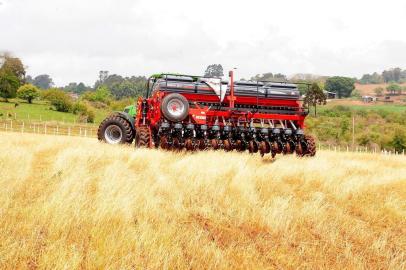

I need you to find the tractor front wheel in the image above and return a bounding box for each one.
[97,115,134,144]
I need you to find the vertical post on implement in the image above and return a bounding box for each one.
[228,70,235,108]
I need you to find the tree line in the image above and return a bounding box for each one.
[0,54,358,119]
[359,67,406,84]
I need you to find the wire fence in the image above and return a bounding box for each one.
[316,143,405,156]
[0,119,98,138]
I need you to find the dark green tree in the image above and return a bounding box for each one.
[390,132,406,153]
[303,83,326,116]
[325,76,355,98]
[17,84,40,103]
[386,83,402,95]
[382,68,404,83]
[33,74,54,89]
[63,82,90,94]
[25,75,34,84]
[0,54,25,101]
[204,64,224,78]
[94,71,110,89]
[0,54,25,82]
[296,81,311,95]
[393,67,402,82]
[0,68,19,101]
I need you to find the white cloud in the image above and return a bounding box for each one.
[1,0,406,86]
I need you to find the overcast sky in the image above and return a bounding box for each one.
[1,0,406,86]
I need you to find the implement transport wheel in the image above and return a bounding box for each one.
[160,136,169,150]
[304,135,316,157]
[248,140,258,154]
[161,93,189,122]
[172,137,181,150]
[295,142,304,156]
[235,140,246,152]
[197,138,206,150]
[211,139,220,150]
[223,139,233,152]
[98,115,134,144]
[185,138,194,151]
[135,126,151,148]
[259,141,271,157]
[272,141,282,154]
[283,142,292,155]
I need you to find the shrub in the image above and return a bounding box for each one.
[17,84,40,103]
[351,89,361,99]
[76,109,95,123]
[89,101,109,109]
[82,86,112,104]
[72,101,95,123]
[373,87,384,96]
[41,89,72,112]
[41,88,73,112]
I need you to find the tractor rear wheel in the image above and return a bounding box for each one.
[97,115,134,144]
[135,126,151,148]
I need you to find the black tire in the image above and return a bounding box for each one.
[135,126,151,148]
[97,115,134,144]
[304,135,316,157]
[161,93,189,122]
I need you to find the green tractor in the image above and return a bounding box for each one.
[97,105,137,144]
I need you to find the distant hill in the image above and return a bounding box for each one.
[355,82,406,104]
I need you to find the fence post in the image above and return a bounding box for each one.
[44,123,47,134]
[57,125,59,135]
[10,120,12,131]
[68,127,71,136]
[403,149,405,155]
[21,121,24,133]
[85,129,87,137]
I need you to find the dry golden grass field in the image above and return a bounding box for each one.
[0,132,405,269]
